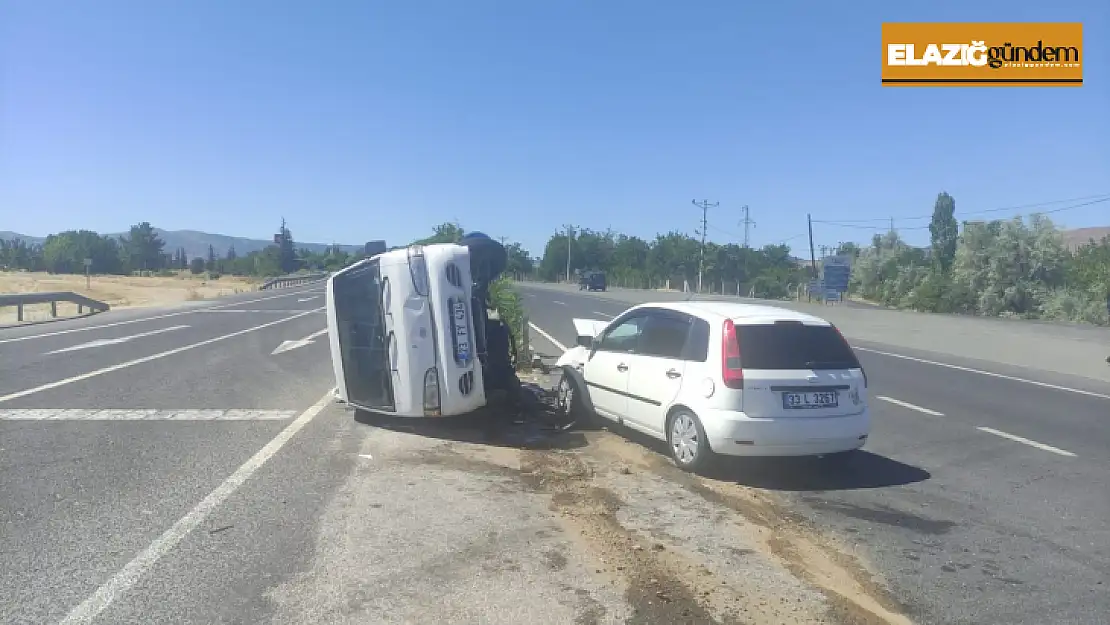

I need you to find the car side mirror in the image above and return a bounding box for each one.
[576,335,592,348]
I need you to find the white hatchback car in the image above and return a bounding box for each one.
[555,301,870,472]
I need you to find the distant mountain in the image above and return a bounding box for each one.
[0,228,364,259]
[1062,227,1110,251]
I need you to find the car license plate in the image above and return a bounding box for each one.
[782,391,839,409]
[451,300,470,362]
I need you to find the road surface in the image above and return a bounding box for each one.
[4,281,1107,625]
[518,283,1110,625]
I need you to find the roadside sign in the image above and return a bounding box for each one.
[820,255,852,295]
[83,258,93,268]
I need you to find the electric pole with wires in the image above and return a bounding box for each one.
[692,199,718,294]
[740,205,755,248]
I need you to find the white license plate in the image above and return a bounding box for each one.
[782,391,839,409]
[452,301,470,360]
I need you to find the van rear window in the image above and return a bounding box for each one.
[736,322,860,370]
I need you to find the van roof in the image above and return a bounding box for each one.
[642,300,832,326]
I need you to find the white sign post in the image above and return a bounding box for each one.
[83,257,93,289]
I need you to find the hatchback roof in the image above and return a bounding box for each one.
[640,300,831,326]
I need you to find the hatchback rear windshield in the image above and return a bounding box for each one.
[736,322,860,370]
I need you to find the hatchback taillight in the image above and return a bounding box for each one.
[832,324,866,388]
[721,318,744,389]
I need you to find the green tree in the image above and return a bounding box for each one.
[277,218,297,274]
[120,222,166,272]
[929,192,959,272]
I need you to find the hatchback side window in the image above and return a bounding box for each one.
[637,313,691,359]
[597,315,645,353]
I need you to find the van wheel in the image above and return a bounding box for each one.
[668,409,713,473]
[556,370,593,426]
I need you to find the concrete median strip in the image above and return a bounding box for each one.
[0,409,297,421]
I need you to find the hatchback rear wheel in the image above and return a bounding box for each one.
[668,409,713,473]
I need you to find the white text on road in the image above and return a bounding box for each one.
[44,325,189,355]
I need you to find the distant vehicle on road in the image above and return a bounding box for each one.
[578,271,607,292]
[326,234,519,418]
[554,301,870,472]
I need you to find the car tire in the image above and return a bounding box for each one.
[667,409,714,473]
[556,369,594,427]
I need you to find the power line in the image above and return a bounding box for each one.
[814,196,1110,232]
[814,192,1110,225]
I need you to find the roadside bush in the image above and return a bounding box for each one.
[487,275,527,365]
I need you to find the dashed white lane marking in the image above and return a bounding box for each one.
[876,395,945,416]
[359,453,373,460]
[56,391,333,625]
[44,325,190,355]
[0,308,323,405]
[853,346,1110,401]
[592,311,614,318]
[0,286,322,345]
[199,309,323,314]
[976,426,1077,457]
[0,409,297,421]
[529,322,567,352]
[552,300,566,306]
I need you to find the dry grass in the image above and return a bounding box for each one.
[0,271,263,325]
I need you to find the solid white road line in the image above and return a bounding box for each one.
[0,286,322,345]
[0,409,297,421]
[55,391,333,625]
[976,426,1077,458]
[529,322,567,352]
[853,346,1110,401]
[44,325,190,355]
[0,308,323,405]
[876,395,945,416]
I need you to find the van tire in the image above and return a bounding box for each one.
[667,409,714,473]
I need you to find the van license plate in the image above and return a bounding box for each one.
[782,391,838,409]
[452,300,470,361]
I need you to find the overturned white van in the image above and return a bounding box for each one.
[326,233,518,418]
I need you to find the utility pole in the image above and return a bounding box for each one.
[564,225,574,283]
[889,217,895,234]
[807,213,818,279]
[740,205,755,248]
[692,199,718,294]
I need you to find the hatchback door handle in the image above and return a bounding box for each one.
[665,368,682,379]
[616,363,629,372]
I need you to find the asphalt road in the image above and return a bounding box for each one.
[5,280,1107,625]
[518,284,1110,625]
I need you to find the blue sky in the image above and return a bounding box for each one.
[2,0,1107,258]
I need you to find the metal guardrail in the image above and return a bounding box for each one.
[0,291,111,323]
[260,272,330,290]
